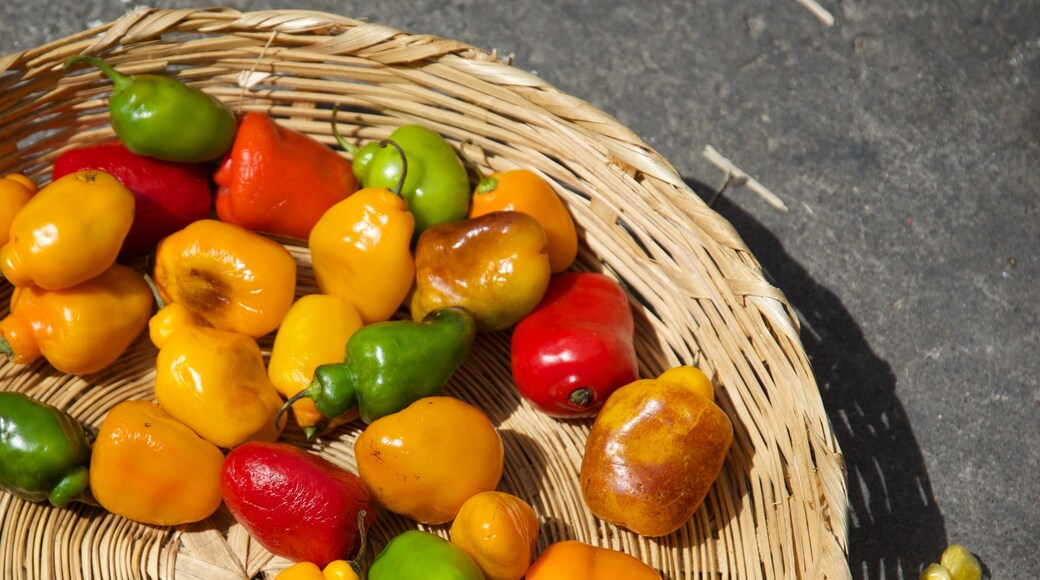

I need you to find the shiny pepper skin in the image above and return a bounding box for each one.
[0,170,133,290]
[268,294,364,438]
[355,397,504,525]
[90,400,224,526]
[0,392,94,507]
[368,530,484,580]
[580,366,733,537]
[469,168,578,273]
[449,491,539,580]
[152,219,296,338]
[308,183,415,324]
[275,561,359,580]
[151,303,284,448]
[0,264,153,375]
[411,211,551,333]
[525,541,661,580]
[0,173,37,247]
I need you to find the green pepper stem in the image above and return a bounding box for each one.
[330,107,360,156]
[141,271,167,310]
[377,139,408,197]
[0,336,12,358]
[276,385,315,434]
[64,55,134,93]
[349,509,369,577]
[475,173,499,194]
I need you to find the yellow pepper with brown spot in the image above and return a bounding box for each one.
[0,170,133,290]
[151,301,284,448]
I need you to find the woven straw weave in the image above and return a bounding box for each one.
[0,7,849,579]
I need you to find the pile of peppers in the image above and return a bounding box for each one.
[0,55,736,580]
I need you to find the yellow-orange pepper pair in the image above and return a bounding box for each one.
[274,561,359,580]
[0,173,37,246]
[90,400,224,526]
[0,264,153,375]
[150,302,284,448]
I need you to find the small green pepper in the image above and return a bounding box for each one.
[333,114,470,237]
[368,530,484,580]
[277,307,476,430]
[0,392,94,507]
[64,55,237,163]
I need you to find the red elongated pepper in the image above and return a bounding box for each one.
[510,272,638,418]
[214,112,359,240]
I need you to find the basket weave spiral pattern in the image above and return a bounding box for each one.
[0,8,849,579]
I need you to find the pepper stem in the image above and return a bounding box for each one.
[64,55,135,94]
[330,106,359,156]
[377,139,408,197]
[276,386,313,434]
[349,509,369,578]
[0,336,12,358]
[568,386,595,408]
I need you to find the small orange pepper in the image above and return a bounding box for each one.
[274,561,360,580]
[89,399,225,526]
[268,293,364,437]
[449,491,539,580]
[525,541,661,580]
[0,173,37,246]
[469,168,578,273]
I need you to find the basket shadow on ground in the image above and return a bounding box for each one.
[683,178,947,579]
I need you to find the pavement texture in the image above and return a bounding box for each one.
[1,1,1037,579]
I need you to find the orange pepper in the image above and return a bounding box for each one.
[0,264,153,375]
[525,541,661,580]
[469,168,578,273]
[0,173,37,246]
[449,491,539,580]
[274,561,360,580]
[268,294,364,437]
[89,400,224,526]
[214,112,359,240]
[152,219,296,338]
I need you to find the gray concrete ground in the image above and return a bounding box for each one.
[2,1,1037,578]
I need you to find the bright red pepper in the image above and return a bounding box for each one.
[214,112,359,240]
[510,272,638,418]
[51,141,213,259]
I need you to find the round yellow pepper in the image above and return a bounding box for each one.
[449,491,539,580]
[0,263,153,375]
[268,293,364,437]
[274,561,360,580]
[152,302,284,448]
[152,219,296,338]
[90,399,225,526]
[0,170,133,290]
[0,173,37,247]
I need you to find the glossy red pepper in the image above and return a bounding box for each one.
[510,272,638,418]
[51,141,213,259]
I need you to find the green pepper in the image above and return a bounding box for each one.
[64,55,237,163]
[368,530,484,580]
[333,113,470,237]
[0,392,94,507]
[277,307,476,431]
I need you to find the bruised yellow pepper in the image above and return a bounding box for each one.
[309,141,415,324]
[151,301,284,448]
[152,219,296,338]
[90,399,225,526]
[0,170,133,290]
[0,173,37,247]
[0,264,153,375]
[449,491,540,580]
[268,294,364,437]
[275,561,360,580]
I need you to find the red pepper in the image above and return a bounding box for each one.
[51,141,213,258]
[214,112,359,240]
[221,441,374,568]
[510,272,638,418]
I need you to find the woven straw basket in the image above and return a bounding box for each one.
[0,7,849,580]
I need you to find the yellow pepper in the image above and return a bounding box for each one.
[268,294,364,437]
[0,173,37,247]
[525,541,661,580]
[152,219,296,338]
[449,491,539,580]
[275,561,360,580]
[151,302,284,448]
[308,183,415,325]
[90,399,225,526]
[0,264,153,375]
[0,170,133,290]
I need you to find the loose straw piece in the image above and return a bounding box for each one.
[795,0,836,27]
[703,145,789,212]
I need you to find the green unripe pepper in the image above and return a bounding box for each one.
[0,392,94,507]
[277,307,476,431]
[64,55,237,163]
[368,530,484,580]
[333,113,471,238]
